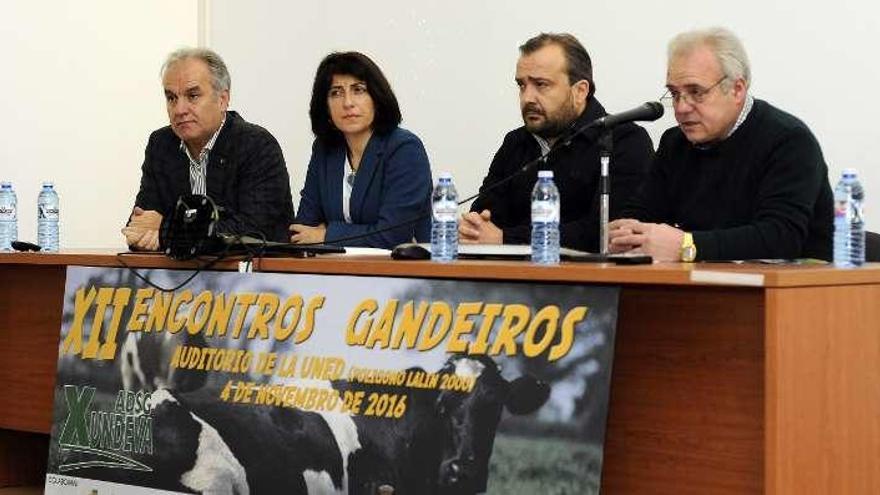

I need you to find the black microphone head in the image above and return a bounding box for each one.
[592,101,666,130]
[160,194,223,260]
[644,101,664,120]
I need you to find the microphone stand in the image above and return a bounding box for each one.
[598,129,613,255]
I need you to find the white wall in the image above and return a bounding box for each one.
[0,0,199,248]
[211,0,880,231]
[2,1,878,249]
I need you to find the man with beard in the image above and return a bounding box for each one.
[459,33,654,251]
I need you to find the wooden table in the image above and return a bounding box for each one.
[1,251,878,493]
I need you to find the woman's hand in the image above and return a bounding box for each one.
[290,223,327,244]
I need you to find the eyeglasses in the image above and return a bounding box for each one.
[660,77,727,107]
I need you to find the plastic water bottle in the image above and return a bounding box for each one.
[0,182,17,251]
[833,168,865,267]
[37,181,60,252]
[531,170,560,265]
[431,172,458,262]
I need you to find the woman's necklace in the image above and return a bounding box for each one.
[346,149,360,187]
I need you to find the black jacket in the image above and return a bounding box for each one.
[133,111,295,242]
[471,97,654,251]
[624,99,833,261]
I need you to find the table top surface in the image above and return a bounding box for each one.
[2,249,880,288]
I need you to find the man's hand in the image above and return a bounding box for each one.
[608,218,685,262]
[607,218,640,253]
[290,223,327,244]
[459,209,503,244]
[128,207,162,229]
[122,207,163,251]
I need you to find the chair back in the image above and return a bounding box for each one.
[866,231,880,262]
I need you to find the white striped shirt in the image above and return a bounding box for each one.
[181,115,226,195]
[727,94,754,138]
[342,154,354,223]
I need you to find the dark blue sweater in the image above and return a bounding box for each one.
[625,99,833,261]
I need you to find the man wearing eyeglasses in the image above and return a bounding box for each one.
[609,27,832,262]
[459,32,654,251]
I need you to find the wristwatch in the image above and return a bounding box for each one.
[680,232,697,262]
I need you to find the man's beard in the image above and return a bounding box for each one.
[522,101,580,139]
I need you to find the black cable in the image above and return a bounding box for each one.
[115,250,229,292]
[229,219,268,272]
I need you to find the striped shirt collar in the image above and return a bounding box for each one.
[180,114,226,162]
[181,114,226,194]
[727,94,754,138]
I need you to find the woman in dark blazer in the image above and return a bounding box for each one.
[290,51,432,248]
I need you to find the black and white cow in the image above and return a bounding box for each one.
[435,355,549,493]
[120,331,207,393]
[79,388,361,494]
[147,388,362,494]
[340,354,551,494]
[147,389,251,494]
[98,355,547,495]
[72,389,251,494]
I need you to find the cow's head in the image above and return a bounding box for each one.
[120,332,206,393]
[435,355,550,494]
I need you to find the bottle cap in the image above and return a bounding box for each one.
[842,168,858,178]
[42,181,54,188]
[0,181,11,189]
[538,170,554,178]
[438,171,453,180]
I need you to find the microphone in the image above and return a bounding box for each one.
[159,194,222,260]
[559,102,663,148]
[589,101,664,129]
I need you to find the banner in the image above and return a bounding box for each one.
[45,266,619,495]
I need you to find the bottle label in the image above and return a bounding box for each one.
[39,205,59,220]
[834,198,847,219]
[433,200,457,222]
[835,197,865,223]
[531,200,559,222]
[0,205,14,220]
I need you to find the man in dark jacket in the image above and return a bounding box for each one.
[459,32,654,252]
[609,27,832,262]
[123,48,294,250]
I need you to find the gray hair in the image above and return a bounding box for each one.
[668,27,751,91]
[161,47,231,93]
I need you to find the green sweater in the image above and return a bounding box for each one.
[625,99,832,261]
